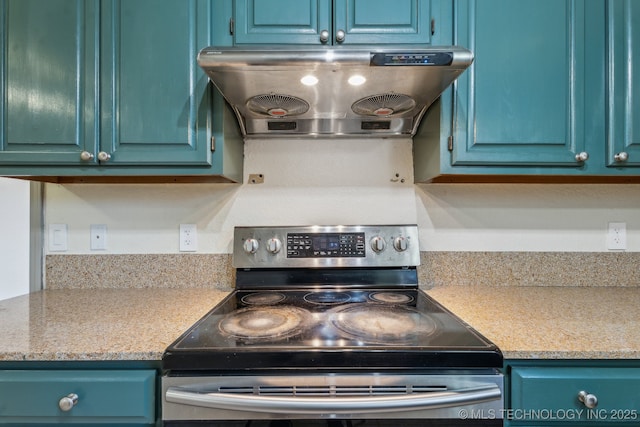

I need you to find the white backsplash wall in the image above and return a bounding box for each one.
[44,139,417,254]
[44,138,640,254]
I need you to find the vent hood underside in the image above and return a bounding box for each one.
[198,46,473,138]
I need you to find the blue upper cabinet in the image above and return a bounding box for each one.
[99,0,212,166]
[0,0,243,181]
[0,0,98,165]
[233,0,331,44]
[449,0,599,168]
[415,0,640,181]
[607,0,640,169]
[233,0,433,45]
[333,0,432,45]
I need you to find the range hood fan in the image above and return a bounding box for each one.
[247,94,310,118]
[351,93,416,117]
[197,46,474,137]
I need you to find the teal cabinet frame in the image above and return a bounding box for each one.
[0,0,99,165]
[449,0,597,168]
[607,0,640,169]
[99,0,213,167]
[0,0,243,181]
[415,0,640,181]
[233,0,434,45]
[505,360,640,427]
[0,368,156,425]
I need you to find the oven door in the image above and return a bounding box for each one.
[162,371,503,426]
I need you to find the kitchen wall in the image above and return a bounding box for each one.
[0,178,30,300]
[44,138,640,255]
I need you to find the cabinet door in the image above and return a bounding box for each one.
[333,0,432,45]
[0,0,98,165]
[0,369,155,424]
[607,0,640,168]
[234,0,331,45]
[449,0,602,168]
[100,0,212,166]
[511,366,640,425]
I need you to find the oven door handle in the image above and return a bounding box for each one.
[165,384,501,415]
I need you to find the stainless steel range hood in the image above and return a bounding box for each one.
[197,46,473,138]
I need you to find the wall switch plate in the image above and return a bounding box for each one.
[90,224,107,250]
[49,224,68,252]
[180,224,198,252]
[607,222,627,250]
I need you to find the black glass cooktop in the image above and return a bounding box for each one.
[162,286,502,372]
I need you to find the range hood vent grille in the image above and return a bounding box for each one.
[351,93,416,117]
[247,94,310,118]
[197,46,474,138]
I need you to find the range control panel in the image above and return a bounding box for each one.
[233,225,419,269]
[287,232,365,258]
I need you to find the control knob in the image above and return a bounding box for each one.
[266,238,282,254]
[370,236,386,253]
[242,238,259,254]
[393,236,409,252]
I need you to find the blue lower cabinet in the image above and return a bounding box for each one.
[506,362,640,426]
[0,370,156,425]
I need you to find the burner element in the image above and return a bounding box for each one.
[219,306,310,340]
[331,304,437,343]
[303,292,351,305]
[241,292,286,305]
[369,292,414,304]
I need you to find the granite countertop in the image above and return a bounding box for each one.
[1,286,639,362]
[426,285,640,359]
[0,288,227,361]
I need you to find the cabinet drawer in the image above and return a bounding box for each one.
[0,369,155,424]
[510,367,640,424]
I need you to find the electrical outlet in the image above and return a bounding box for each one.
[607,222,627,250]
[180,224,198,252]
[90,224,107,250]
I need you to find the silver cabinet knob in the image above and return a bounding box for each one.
[335,29,346,43]
[266,238,282,254]
[370,236,386,253]
[575,152,589,162]
[319,30,329,43]
[614,151,629,162]
[393,236,409,252]
[578,391,598,409]
[58,393,79,412]
[97,151,111,162]
[80,151,94,161]
[243,238,259,254]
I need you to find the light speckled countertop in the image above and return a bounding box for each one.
[426,286,640,359]
[0,289,227,361]
[1,286,639,362]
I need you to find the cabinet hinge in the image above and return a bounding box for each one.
[211,136,216,152]
[229,18,234,35]
[431,18,436,36]
[447,135,453,151]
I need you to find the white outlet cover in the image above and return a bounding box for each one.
[49,224,68,252]
[180,224,198,252]
[90,224,107,250]
[607,222,627,250]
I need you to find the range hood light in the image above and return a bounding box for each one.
[300,75,319,86]
[348,75,366,86]
[197,46,474,138]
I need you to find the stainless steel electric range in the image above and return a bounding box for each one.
[162,225,503,426]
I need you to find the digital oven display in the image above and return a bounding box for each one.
[287,232,365,258]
